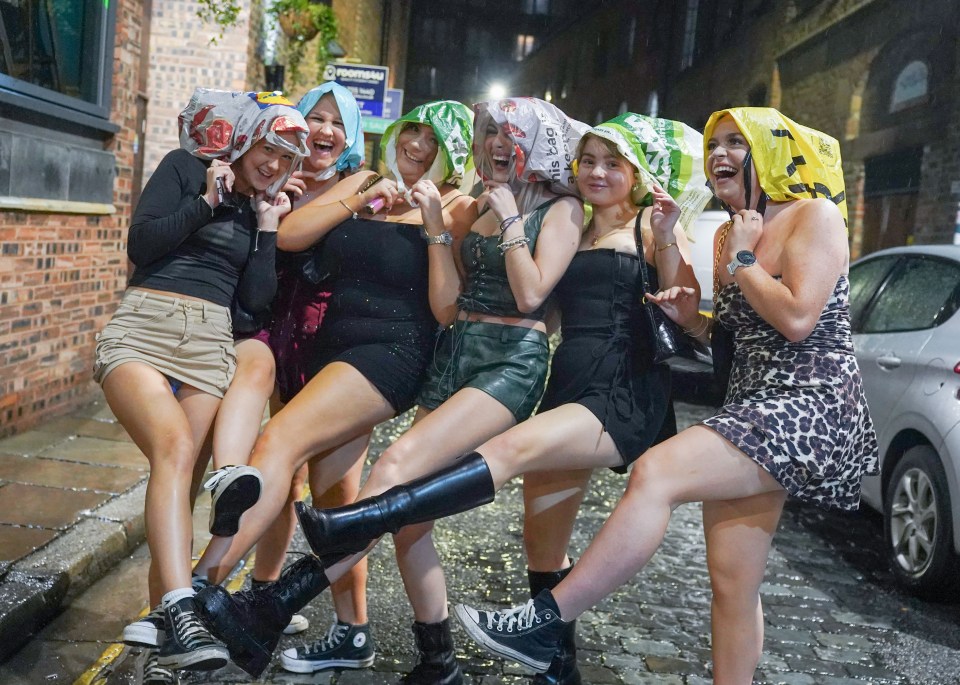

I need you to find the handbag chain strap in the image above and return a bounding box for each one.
[713,220,733,306]
[634,212,654,300]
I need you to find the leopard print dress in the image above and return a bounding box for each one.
[702,275,879,511]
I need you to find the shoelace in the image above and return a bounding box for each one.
[202,466,235,492]
[484,600,540,633]
[143,649,176,681]
[309,620,349,652]
[172,608,215,648]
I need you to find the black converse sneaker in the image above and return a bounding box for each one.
[280,618,375,673]
[123,604,166,648]
[204,465,263,536]
[158,596,229,671]
[139,647,180,685]
[454,590,565,672]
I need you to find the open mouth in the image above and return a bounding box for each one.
[313,140,334,155]
[492,154,511,171]
[402,148,424,165]
[713,164,738,180]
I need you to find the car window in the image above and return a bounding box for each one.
[849,256,898,325]
[861,257,960,333]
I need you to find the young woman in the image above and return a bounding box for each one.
[453,107,879,685]
[96,90,308,676]
[293,112,711,685]
[194,97,586,682]
[188,82,370,648]
[191,101,478,678]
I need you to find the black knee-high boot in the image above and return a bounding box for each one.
[296,452,495,559]
[528,564,581,685]
[194,555,330,677]
[401,618,463,685]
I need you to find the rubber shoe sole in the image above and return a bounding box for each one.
[157,643,229,672]
[453,604,551,672]
[208,469,262,536]
[279,649,376,673]
[123,622,164,648]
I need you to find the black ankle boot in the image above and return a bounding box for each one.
[401,617,463,684]
[528,564,581,685]
[296,452,495,560]
[194,555,330,677]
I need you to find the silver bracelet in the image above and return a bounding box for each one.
[498,235,530,255]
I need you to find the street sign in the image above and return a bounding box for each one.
[383,88,404,120]
[362,117,393,135]
[325,63,389,118]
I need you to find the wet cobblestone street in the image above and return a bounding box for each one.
[2,402,958,684]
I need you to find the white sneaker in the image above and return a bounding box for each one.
[204,465,263,536]
[283,613,310,635]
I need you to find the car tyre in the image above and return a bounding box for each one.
[883,444,959,598]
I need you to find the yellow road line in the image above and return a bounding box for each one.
[72,552,257,685]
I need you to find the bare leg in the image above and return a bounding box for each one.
[309,435,371,624]
[207,362,394,583]
[102,363,220,605]
[359,390,515,623]
[550,426,785,620]
[211,338,274,468]
[250,464,307,581]
[523,469,592,572]
[194,338,276,580]
[704,492,786,685]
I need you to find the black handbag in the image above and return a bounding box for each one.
[635,214,684,365]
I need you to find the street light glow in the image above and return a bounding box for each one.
[489,83,507,100]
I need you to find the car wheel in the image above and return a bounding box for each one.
[884,444,959,598]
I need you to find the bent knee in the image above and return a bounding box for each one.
[369,441,421,489]
[235,354,276,393]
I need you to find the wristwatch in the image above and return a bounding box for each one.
[727,250,757,276]
[421,227,453,246]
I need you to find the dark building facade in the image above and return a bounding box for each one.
[515,0,960,257]
[404,0,581,110]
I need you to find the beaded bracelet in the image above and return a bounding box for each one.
[499,214,522,234]
[498,235,530,255]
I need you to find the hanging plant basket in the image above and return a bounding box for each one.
[278,9,320,41]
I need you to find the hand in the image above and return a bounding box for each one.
[283,173,308,199]
[410,180,444,233]
[477,181,519,223]
[204,159,235,209]
[649,182,681,241]
[645,286,700,329]
[726,209,763,257]
[360,177,400,213]
[255,192,292,232]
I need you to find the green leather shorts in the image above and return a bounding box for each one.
[418,319,549,422]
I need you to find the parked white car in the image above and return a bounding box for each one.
[849,245,960,597]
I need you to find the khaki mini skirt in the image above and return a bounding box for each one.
[93,289,237,398]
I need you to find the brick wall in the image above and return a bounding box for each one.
[142,1,259,186]
[0,0,146,436]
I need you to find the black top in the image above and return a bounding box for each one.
[313,217,435,350]
[457,197,562,321]
[127,149,277,311]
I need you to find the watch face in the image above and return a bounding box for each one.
[736,250,757,266]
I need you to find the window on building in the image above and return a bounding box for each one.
[514,34,536,61]
[624,16,637,61]
[522,0,551,15]
[647,91,659,117]
[889,60,928,112]
[0,0,114,118]
[618,100,628,115]
[429,66,438,96]
[680,0,699,70]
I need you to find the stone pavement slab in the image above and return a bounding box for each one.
[0,397,148,661]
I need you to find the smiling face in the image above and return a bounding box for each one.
[304,93,347,173]
[706,117,758,211]
[235,133,299,194]
[395,122,440,185]
[481,120,516,183]
[576,136,637,208]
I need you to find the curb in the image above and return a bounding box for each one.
[0,481,147,661]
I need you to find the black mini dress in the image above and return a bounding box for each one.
[539,249,673,472]
[307,218,436,412]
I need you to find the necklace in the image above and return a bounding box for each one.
[590,223,632,246]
